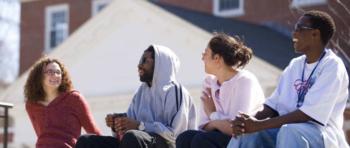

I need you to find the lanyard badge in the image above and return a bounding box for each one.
[296,51,326,108]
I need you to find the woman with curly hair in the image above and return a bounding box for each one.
[24,57,101,148]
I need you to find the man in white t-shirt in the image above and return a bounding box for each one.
[228,10,349,148]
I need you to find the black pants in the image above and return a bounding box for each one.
[76,130,171,148]
[176,130,231,148]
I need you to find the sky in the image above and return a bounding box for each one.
[0,0,20,86]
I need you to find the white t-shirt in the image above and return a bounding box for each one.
[265,49,349,148]
[199,69,265,129]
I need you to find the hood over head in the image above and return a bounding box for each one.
[151,44,180,88]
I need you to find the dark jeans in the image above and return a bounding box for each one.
[76,130,171,148]
[176,130,231,148]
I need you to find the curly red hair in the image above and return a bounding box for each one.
[24,57,73,102]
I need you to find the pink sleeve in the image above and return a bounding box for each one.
[223,75,264,118]
[198,75,213,129]
[198,103,210,129]
[74,93,102,135]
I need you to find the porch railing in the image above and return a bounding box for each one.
[0,102,13,148]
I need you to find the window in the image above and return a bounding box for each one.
[45,4,69,53]
[92,0,112,16]
[213,0,244,17]
[291,0,327,7]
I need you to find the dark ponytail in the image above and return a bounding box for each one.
[208,33,252,68]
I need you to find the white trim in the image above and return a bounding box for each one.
[45,3,69,53]
[213,0,244,17]
[92,0,112,16]
[290,0,327,8]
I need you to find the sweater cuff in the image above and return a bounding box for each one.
[209,112,220,120]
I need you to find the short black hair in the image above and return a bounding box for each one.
[208,33,252,68]
[145,45,155,60]
[304,10,336,45]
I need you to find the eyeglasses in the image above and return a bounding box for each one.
[44,69,62,76]
[294,23,314,32]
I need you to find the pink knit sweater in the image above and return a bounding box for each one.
[26,91,101,148]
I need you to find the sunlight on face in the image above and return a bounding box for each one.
[138,51,154,83]
[42,62,62,90]
[292,16,315,54]
[202,47,215,74]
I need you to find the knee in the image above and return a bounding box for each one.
[276,123,323,148]
[176,130,198,147]
[191,132,208,147]
[76,134,93,148]
[278,124,304,139]
[239,132,262,147]
[122,130,139,142]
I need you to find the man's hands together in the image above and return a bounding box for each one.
[231,112,262,138]
[105,114,140,134]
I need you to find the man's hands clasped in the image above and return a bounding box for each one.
[105,114,140,134]
[231,112,262,138]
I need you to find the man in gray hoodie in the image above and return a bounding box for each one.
[76,45,197,148]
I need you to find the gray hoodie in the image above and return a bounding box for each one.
[127,45,197,145]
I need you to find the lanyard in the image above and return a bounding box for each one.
[296,51,326,108]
